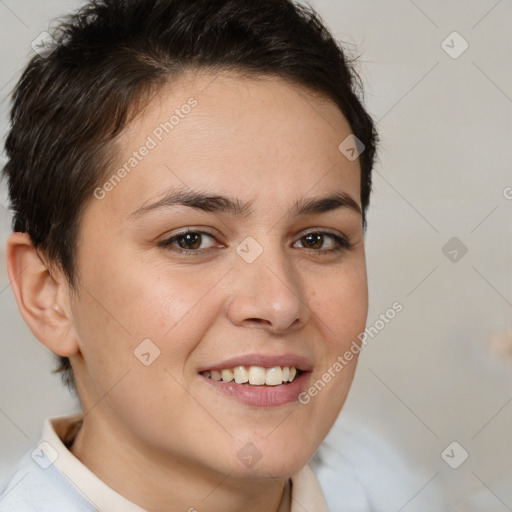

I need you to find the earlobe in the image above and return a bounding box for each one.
[5,232,80,358]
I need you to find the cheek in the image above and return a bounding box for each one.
[72,255,227,376]
[71,262,227,439]
[309,261,368,348]
[296,267,367,442]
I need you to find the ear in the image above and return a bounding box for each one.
[6,232,80,357]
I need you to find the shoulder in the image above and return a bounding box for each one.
[310,413,445,512]
[0,450,95,512]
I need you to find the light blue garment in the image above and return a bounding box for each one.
[309,414,446,512]
[0,449,96,512]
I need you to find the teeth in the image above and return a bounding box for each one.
[234,366,249,384]
[265,367,283,386]
[248,366,266,385]
[221,369,234,382]
[203,366,300,386]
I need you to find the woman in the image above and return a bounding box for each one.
[0,0,377,510]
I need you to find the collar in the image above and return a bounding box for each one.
[41,413,327,512]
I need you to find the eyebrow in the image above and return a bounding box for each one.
[128,188,361,219]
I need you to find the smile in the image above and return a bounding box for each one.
[200,366,301,386]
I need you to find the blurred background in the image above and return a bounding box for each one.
[0,1,510,510]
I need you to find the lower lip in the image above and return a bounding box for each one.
[200,372,309,407]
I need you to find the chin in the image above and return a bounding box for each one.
[222,440,316,480]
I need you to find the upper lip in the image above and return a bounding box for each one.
[198,353,313,373]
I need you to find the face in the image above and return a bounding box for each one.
[69,69,368,479]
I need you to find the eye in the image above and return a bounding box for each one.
[293,231,351,253]
[158,229,351,257]
[159,229,220,255]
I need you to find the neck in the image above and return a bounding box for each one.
[69,413,289,512]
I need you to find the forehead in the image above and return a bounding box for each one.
[92,69,361,221]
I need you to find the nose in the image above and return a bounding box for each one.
[225,240,310,335]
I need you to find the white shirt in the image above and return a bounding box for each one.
[0,413,327,512]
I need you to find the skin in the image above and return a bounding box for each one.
[7,69,368,512]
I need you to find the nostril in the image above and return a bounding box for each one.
[246,318,271,326]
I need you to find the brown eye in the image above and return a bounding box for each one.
[176,232,202,249]
[294,231,351,253]
[159,230,219,254]
[301,233,324,249]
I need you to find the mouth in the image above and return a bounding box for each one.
[198,355,311,407]
[201,365,303,386]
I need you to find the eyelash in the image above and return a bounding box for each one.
[158,229,352,257]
